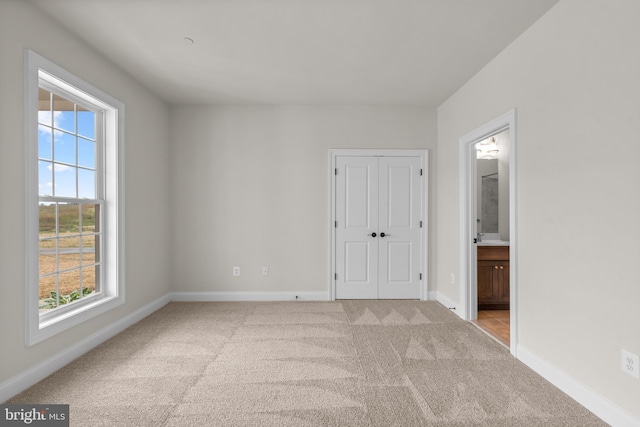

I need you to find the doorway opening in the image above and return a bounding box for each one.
[459,110,517,355]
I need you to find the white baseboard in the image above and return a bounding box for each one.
[517,345,640,427]
[0,294,170,403]
[430,291,463,319]
[169,291,330,302]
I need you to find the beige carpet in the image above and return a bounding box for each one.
[8,301,606,426]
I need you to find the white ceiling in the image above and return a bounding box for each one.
[31,0,559,106]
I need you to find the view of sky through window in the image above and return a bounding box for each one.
[38,88,96,199]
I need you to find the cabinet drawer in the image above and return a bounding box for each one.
[477,246,509,261]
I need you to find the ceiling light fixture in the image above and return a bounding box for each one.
[476,136,499,159]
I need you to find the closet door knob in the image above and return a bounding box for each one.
[494,266,499,269]
[368,233,377,237]
[380,232,387,238]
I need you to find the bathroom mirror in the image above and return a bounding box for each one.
[477,159,499,234]
[475,129,510,240]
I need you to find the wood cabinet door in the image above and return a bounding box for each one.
[477,260,509,307]
[477,261,495,303]
[493,261,509,303]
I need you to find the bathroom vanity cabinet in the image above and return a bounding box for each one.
[477,245,510,310]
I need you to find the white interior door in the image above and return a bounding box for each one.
[378,157,422,299]
[335,157,379,299]
[335,155,422,299]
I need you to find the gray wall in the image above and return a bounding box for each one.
[0,0,172,384]
[169,106,437,295]
[437,0,640,418]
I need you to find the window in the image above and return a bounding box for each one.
[25,50,125,345]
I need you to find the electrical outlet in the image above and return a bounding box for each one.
[233,266,240,277]
[450,273,455,285]
[621,349,639,379]
[262,266,269,276]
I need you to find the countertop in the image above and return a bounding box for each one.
[477,240,510,246]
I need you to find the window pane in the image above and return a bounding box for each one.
[59,251,81,272]
[39,239,57,277]
[54,132,76,165]
[39,236,56,250]
[53,94,75,133]
[39,255,57,277]
[38,125,53,160]
[78,169,96,199]
[81,267,97,294]
[77,109,95,140]
[59,235,81,251]
[78,137,95,168]
[57,203,79,235]
[54,163,76,197]
[38,88,51,125]
[81,236,97,265]
[39,276,57,309]
[39,203,56,235]
[81,204,98,233]
[58,269,81,299]
[39,161,53,197]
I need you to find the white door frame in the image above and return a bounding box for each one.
[329,149,428,301]
[459,110,518,356]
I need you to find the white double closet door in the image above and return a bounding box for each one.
[335,155,423,299]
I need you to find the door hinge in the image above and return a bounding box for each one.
[335,273,337,280]
[419,273,423,280]
[420,169,423,176]
[419,220,423,228]
[335,221,338,228]
[335,168,338,175]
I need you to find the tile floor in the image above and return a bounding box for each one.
[475,310,510,347]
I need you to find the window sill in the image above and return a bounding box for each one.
[29,294,125,346]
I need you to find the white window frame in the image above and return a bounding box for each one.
[25,50,125,345]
